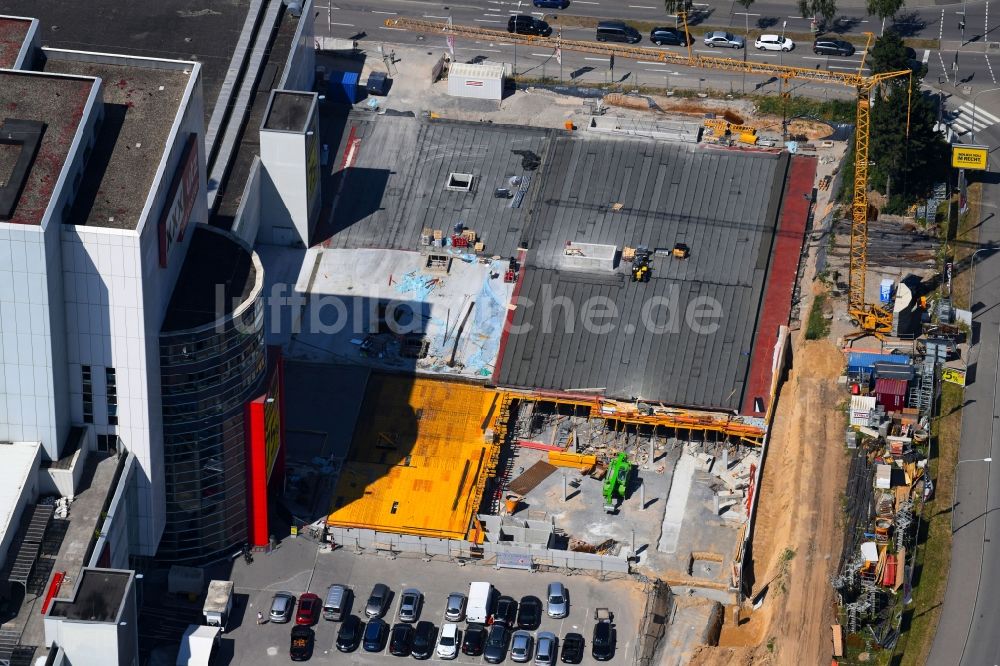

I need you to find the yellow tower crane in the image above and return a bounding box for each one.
[385,17,913,338]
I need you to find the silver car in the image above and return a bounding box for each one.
[535,632,557,665]
[546,582,568,618]
[399,588,423,622]
[703,31,744,49]
[365,583,390,618]
[445,592,467,622]
[269,591,295,623]
[511,631,534,663]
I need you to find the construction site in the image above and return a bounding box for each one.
[249,15,971,665]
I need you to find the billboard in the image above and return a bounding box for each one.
[951,144,989,171]
[158,133,201,267]
[942,367,966,386]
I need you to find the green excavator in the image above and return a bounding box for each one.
[602,452,632,514]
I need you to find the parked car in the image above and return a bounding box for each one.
[399,588,423,623]
[494,596,518,626]
[592,621,614,661]
[650,26,689,46]
[390,622,414,656]
[336,615,363,652]
[517,596,542,630]
[365,583,390,618]
[812,38,855,56]
[437,622,460,659]
[508,15,552,37]
[445,592,467,622]
[533,0,569,7]
[270,592,296,623]
[755,34,794,51]
[296,593,320,626]
[595,21,641,44]
[511,631,535,663]
[546,582,568,618]
[412,621,437,660]
[290,625,315,662]
[560,633,584,664]
[704,31,744,48]
[363,617,388,652]
[322,584,351,621]
[463,622,487,656]
[535,632,557,665]
[484,624,511,664]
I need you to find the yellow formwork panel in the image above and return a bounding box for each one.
[327,375,497,540]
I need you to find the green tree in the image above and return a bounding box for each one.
[663,0,692,12]
[867,0,906,22]
[798,0,837,24]
[868,31,948,203]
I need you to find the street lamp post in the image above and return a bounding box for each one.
[970,87,1000,142]
[952,457,993,530]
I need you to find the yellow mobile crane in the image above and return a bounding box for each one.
[385,17,913,337]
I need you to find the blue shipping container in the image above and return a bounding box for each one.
[847,352,909,374]
[327,71,360,104]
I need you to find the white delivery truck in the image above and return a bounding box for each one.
[202,580,234,631]
[467,581,494,624]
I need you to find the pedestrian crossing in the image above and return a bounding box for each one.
[950,100,1000,135]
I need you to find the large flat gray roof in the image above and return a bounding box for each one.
[322,116,549,258]
[497,139,790,411]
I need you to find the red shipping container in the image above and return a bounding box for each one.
[874,378,908,412]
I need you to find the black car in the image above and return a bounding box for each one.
[592,622,614,661]
[533,0,569,7]
[517,596,542,630]
[336,615,363,652]
[560,632,584,664]
[363,617,388,652]
[390,623,414,656]
[494,595,518,626]
[462,623,487,656]
[484,624,510,664]
[812,38,855,56]
[290,626,315,662]
[508,15,552,37]
[650,26,688,46]
[412,621,437,660]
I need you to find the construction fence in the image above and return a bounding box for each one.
[632,578,673,666]
[326,526,630,575]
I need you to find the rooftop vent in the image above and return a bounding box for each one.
[445,172,474,192]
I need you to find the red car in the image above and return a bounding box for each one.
[296,593,320,625]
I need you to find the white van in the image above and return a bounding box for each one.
[467,581,494,624]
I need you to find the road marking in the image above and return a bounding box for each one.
[950,100,1000,133]
[751,52,779,57]
[585,56,609,61]
[531,52,554,56]
[923,49,931,64]
[475,18,503,23]
[457,47,502,53]
[574,1,600,4]
[645,68,675,72]
[940,8,945,40]
[988,53,998,84]
[372,10,397,14]
[423,15,450,20]
[939,50,950,83]
[638,60,668,65]
[379,26,406,31]
[629,4,657,8]
[329,22,354,26]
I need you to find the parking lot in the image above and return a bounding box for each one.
[225,538,644,665]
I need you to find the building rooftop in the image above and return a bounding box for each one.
[262,91,315,133]
[1,0,248,127]
[0,441,40,563]
[162,225,259,333]
[0,16,31,68]
[496,140,789,411]
[320,116,548,257]
[0,70,93,226]
[327,375,498,540]
[41,54,192,230]
[48,568,132,622]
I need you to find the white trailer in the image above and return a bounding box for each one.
[447,62,506,102]
[202,580,234,630]
[467,581,494,623]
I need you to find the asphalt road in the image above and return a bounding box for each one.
[928,118,1000,665]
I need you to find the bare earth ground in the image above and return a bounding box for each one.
[690,336,847,666]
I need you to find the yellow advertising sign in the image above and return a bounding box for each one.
[942,367,967,386]
[952,145,989,170]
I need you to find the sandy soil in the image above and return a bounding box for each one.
[690,335,847,666]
